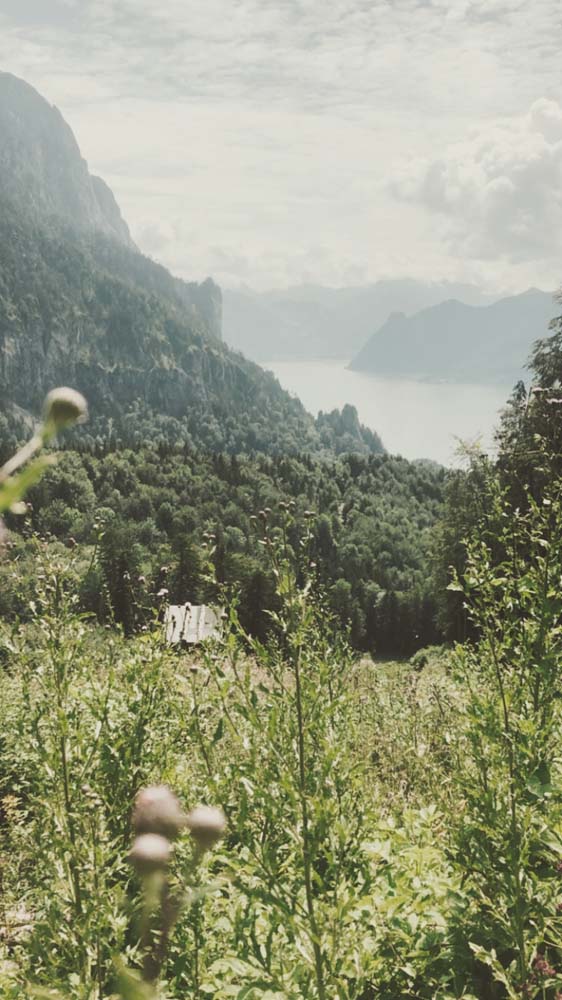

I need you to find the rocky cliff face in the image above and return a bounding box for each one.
[0,72,134,247]
[0,72,222,341]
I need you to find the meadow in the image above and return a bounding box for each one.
[2,391,562,999]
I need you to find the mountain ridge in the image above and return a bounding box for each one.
[350,288,559,383]
[223,280,495,362]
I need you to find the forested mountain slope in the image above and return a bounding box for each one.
[0,73,381,456]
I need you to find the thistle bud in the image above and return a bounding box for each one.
[186,805,226,851]
[129,833,171,874]
[132,785,186,841]
[43,388,88,430]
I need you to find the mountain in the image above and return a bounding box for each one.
[223,280,494,362]
[0,73,382,456]
[0,71,134,249]
[350,289,559,383]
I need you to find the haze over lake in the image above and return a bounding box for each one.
[267,360,514,466]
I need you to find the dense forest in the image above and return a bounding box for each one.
[0,436,444,656]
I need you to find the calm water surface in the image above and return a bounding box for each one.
[266,360,512,467]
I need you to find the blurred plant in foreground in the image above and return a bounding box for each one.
[0,387,87,519]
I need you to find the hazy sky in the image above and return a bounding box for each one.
[1,0,561,292]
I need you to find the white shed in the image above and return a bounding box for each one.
[164,604,223,645]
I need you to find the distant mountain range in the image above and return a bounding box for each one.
[223,281,494,362]
[349,289,559,383]
[0,72,382,456]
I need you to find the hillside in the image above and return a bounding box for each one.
[223,280,492,361]
[0,71,134,249]
[350,288,558,382]
[0,73,381,456]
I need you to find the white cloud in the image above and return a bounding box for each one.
[392,99,562,276]
[0,0,561,289]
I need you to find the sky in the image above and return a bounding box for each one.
[0,0,561,293]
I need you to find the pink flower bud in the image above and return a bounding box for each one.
[186,805,226,851]
[132,785,186,841]
[129,833,171,874]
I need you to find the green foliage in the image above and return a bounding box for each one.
[6,308,562,997]
[448,478,562,997]
[6,444,444,656]
[3,505,562,997]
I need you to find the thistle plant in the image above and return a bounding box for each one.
[121,785,226,998]
[0,387,87,518]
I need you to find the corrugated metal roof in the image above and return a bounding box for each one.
[164,604,222,645]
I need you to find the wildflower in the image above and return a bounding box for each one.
[186,805,226,851]
[129,833,172,874]
[133,785,186,841]
[157,587,169,599]
[43,387,88,430]
[533,954,556,978]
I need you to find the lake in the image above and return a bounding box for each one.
[266,359,514,467]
